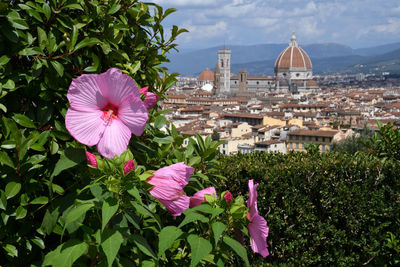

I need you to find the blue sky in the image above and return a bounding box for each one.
[152,0,400,50]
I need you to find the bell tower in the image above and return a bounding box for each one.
[217,48,231,94]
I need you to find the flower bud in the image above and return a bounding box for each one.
[224,192,233,204]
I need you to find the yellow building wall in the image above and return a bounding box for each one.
[262,116,286,127]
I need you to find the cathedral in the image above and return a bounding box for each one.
[199,33,319,96]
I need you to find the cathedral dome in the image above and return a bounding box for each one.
[274,33,312,71]
[198,68,214,81]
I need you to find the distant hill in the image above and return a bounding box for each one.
[165,42,400,76]
[340,48,400,74]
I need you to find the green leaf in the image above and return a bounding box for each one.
[70,25,78,50]
[5,182,21,199]
[0,55,10,65]
[187,234,212,267]
[18,47,43,56]
[154,116,167,129]
[0,151,15,168]
[0,190,7,210]
[31,237,45,249]
[101,229,124,267]
[41,208,59,235]
[108,4,121,14]
[212,222,226,245]
[3,244,18,257]
[3,79,15,90]
[8,18,29,30]
[223,236,250,267]
[0,104,7,113]
[102,197,119,230]
[52,148,86,177]
[73,37,101,51]
[43,239,88,267]
[132,234,157,259]
[37,26,47,50]
[64,203,94,229]
[30,196,49,205]
[158,226,183,257]
[15,206,27,219]
[43,3,51,21]
[50,139,59,155]
[154,136,173,144]
[179,210,209,228]
[51,61,64,77]
[12,113,35,128]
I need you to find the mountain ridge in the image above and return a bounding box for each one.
[166,42,400,76]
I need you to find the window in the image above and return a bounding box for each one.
[322,144,326,152]
[288,143,292,148]
[315,137,318,141]
[296,73,300,77]
[322,137,326,142]
[296,136,299,140]
[221,59,224,68]
[308,136,312,141]
[296,143,299,149]
[302,136,305,141]
[256,81,259,85]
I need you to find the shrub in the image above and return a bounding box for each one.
[0,1,268,266]
[217,150,400,266]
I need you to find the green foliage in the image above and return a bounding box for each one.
[364,122,400,161]
[217,150,400,266]
[0,2,259,266]
[331,127,375,154]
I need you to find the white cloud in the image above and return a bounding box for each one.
[179,20,229,43]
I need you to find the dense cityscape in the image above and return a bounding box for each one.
[162,34,400,155]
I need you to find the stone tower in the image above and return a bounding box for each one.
[217,48,231,94]
[238,69,248,96]
[214,61,220,95]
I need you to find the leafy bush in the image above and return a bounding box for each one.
[0,1,268,266]
[217,150,400,266]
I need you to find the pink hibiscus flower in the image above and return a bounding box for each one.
[224,191,233,204]
[139,87,159,110]
[65,68,148,158]
[147,162,194,217]
[190,187,217,207]
[247,180,269,258]
[85,151,135,175]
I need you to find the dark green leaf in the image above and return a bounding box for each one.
[158,226,183,257]
[31,196,49,205]
[222,236,250,267]
[12,113,35,128]
[179,210,209,228]
[52,148,86,177]
[0,190,7,210]
[73,37,101,51]
[43,239,88,267]
[3,244,18,257]
[187,234,212,267]
[0,151,14,168]
[15,206,27,219]
[5,182,21,199]
[64,203,94,229]
[50,61,64,77]
[102,197,119,230]
[132,234,157,259]
[212,222,226,245]
[101,229,124,267]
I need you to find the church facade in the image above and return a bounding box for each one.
[207,33,319,96]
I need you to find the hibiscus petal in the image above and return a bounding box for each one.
[248,214,269,258]
[65,109,106,146]
[153,162,194,187]
[118,94,148,136]
[97,68,140,106]
[247,179,259,219]
[158,195,190,217]
[97,119,131,158]
[123,160,135,175]
[139,86,148,94]
[86,151,98,168]
[149,184,184,201]
[190,187,217,207]
[144,92,159,110]
[67,74,107,112]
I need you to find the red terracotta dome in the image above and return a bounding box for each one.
[274,34,312,71]
[198,68,214,81]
